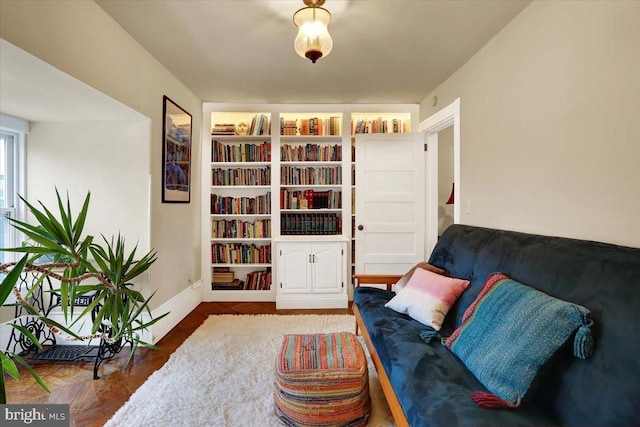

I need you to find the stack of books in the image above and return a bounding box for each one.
[212,124,236,135]
[212,268,244,290]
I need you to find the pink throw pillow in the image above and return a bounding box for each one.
[393,261,446,294]
[384,267,470,330]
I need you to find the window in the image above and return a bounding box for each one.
[0,115,27,264]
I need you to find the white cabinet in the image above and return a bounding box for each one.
[275,237,348,309]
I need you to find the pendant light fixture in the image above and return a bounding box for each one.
[293,0,333,63]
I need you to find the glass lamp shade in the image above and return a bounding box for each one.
[293,6,333,63]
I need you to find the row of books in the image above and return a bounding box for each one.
[212,114,271,136]
[352,118,410,134]
[281,213,342,235]
[280,144,342,162]
[212,167,271,186]
[280,166,342,186]
[249,114,271,136]
[211,219,271,239]
[211,269,272,291]
[244,270,271,290]
[211,243,272,264]
[280,189,341,210]
[212,140,271,162]
[280,117,342,136]
[210,193,271,215]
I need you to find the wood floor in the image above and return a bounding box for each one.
[5,302,353,427]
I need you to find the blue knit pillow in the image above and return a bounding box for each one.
[446,273,593,408]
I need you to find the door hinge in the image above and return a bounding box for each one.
[280,282,282,288]
[341,249,344,255]
[279,250,282,256]
[424,143,428,152]
[342,281,344,288]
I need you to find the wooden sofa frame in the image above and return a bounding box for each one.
[353,274,409,427]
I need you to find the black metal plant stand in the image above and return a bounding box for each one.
[5,271,129,379]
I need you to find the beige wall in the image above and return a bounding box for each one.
[420,0,640,248]
[26,121,150,250]
[1,0,203,307]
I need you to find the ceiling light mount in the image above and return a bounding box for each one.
[293,0,333,63]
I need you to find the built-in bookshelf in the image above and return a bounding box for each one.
[280,113,343,237]
[208,111,273,297]
[201,104,418,303]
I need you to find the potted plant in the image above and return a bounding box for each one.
[4,189,167,377]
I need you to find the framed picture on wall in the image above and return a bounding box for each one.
[162,95,192,203]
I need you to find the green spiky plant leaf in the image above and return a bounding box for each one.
[3,189,168,392]
[0,255,45,403]
[5,190,93,321]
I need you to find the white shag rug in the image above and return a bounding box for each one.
[106,314,395,427]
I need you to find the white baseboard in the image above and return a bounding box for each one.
[0,282,203,349]
[149,280,203,344]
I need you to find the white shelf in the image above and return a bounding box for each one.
[210,185,271,189]
[280,209,341,213]
[210,213,271,217]
[212,135,271,141]
[211,238,271,242]
[280,135,342,142]
[279,184,342,189]
[211,162,271,167]
[211,263,272,268]
[280,161,341,166]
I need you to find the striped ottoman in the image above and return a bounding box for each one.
[274,332,371,427]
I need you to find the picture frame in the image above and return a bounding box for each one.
[162,95,192,203]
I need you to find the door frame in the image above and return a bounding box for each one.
[418,97,461,257]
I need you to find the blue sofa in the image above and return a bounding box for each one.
[353,224,640,427]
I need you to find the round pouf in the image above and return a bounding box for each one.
[274,332,371,427]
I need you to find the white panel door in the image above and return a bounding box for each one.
[355,133,425,274]
[312,243,343,293]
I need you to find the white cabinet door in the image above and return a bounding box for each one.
[312,243,343,294]
[279,243,312,294]
[355,133,425,275]
[275,238,347,309]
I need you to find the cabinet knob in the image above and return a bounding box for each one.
[357,225,364,231]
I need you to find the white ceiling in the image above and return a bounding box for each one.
[96,0,531,104]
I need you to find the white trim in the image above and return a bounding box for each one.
[0,125,27,254]
[0,113,30,134]
[418,98,461,257]
[149,280,203,344]
[1,280,203,348]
